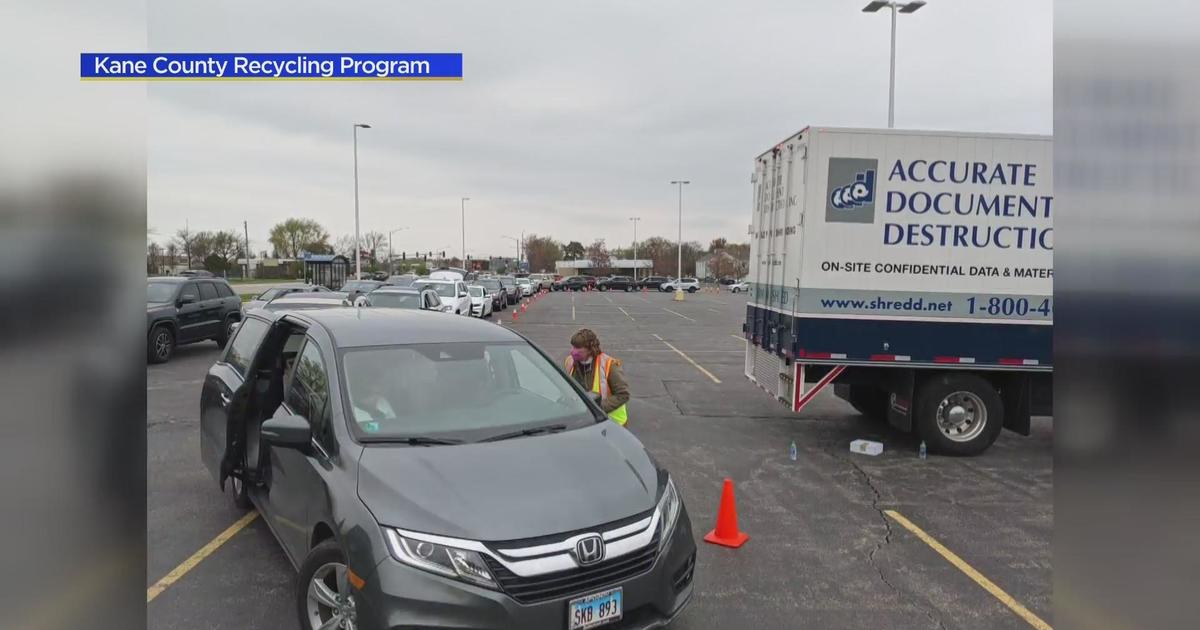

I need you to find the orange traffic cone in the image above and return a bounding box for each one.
[704,478,749,548]
[521,302,527,312]
[512,309,518,322]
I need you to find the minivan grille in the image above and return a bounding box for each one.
[483,530,661,604]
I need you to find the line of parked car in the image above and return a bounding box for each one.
[146,268,555,364]
[548,275,748,293]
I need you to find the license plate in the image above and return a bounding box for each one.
[568,587,623,630]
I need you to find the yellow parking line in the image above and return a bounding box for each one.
[730,334,744,341]
[618,306,635,321]
[661,308,696,322]
[653,334,721,384]
[147,511,259,603]
[885,510,1052,630]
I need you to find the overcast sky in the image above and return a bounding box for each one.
[146,0,1051,259]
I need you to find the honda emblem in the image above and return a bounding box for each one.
[574,534,605,566]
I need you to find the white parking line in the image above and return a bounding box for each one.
[572,294,576,321]
[617,306,635,321]
[652,334,721,383]
[604,295,613,303]
[662,308,696,322]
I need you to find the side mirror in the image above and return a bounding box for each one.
[261,414,312,451]
[178,295,196,305]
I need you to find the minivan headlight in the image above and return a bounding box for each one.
[656,477,681,552]
[384,529,497,589]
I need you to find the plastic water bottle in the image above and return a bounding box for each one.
[788,440,798,461]
[919,440,927,460]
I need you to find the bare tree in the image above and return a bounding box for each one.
[147,241,162,274]
[362,230,387,266]
[585,239,611,275]
[333,234,357,259]
[174,227,198,269]
[523,234,563,273]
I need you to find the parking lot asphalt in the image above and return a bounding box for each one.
[147,288,1052,630]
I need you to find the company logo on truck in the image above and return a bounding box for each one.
[826,158,879,224]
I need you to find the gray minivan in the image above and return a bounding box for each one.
[200,309,695,630]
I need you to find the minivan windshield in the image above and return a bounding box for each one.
[341,342,596,441]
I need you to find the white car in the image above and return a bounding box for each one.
[528,273,553,291]
[661,277,700,293]
[514,277,533,296]
[728,280,750,293]
[414,279,472,315]
[243,283,331,310]
[467,285,493,318]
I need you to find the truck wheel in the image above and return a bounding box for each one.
[847,385,888,422]
[148,325,174,364]
[915,374,1003,456]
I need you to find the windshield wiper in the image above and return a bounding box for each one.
[479,424,568,443]
[366,436,464,446]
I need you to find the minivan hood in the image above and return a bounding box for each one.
[357,423,660,541]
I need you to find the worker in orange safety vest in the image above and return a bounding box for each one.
[563,328,629,425]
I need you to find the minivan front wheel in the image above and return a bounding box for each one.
[298,542,358,630]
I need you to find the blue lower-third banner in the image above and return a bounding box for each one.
[81,53,463,80]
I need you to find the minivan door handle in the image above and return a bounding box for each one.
[219,392,232,407]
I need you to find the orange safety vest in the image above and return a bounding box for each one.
[564,352,628,425]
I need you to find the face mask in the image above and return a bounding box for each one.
[570,347,590,362]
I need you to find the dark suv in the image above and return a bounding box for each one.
[597,275,635,292]
[147,276,243,364]
[563,276,590,291]
[638,276,669,291]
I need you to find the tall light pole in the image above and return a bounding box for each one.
[670,180,690,301]
[862,1,926,128]
[629,217,641,281]
[460,197,470,264]
[388,227,410,274]
[352,123,372,278]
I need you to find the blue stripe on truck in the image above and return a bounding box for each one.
[745,305,1051,368]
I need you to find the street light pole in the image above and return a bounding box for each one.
[670,180,690,301]
[629,217,641,282]
[460,197,470,265]
[862,1,926,129]
[352,123,372,279]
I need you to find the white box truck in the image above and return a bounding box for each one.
[743,127,1052,455]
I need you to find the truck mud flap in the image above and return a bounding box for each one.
[885,369,916,433]
[998,373,1033,436]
